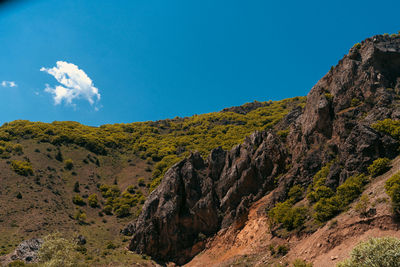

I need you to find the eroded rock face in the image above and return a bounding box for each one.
[128,131,287,264]
[128,35,400,264]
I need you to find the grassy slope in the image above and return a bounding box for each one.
[0,97,305,266]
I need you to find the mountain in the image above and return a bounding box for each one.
[0,97,304,266]
[2,34,400,267]
[126,34,400,266]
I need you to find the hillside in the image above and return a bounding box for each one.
[126,34,400,266]
[2,33,400,267]
[0,97,305,266]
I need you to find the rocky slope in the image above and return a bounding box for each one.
[127,35,400,265]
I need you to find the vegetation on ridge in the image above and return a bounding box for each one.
[0,97,305,191]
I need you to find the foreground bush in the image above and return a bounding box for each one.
[385,171,400,215]
[368,158,390,177]
[38,232,84,267]
[337,237,400,267]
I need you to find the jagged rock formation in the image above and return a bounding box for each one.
[127,35,400,264]
[127,131,287,264]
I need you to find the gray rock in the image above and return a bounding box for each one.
[10,238,43,262]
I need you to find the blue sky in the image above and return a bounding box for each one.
[0,0,400,126]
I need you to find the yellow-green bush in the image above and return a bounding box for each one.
[115,204,130,218]
[313,174,369,222]
[38,232,84,267]
[11,160,33,176]
[371,119,400,140]
[74,210,87,223]
[269,202,308,230]
[292,259,313,267]
[288,185,304,202]
[88,193,99,208]
[368,158,391,177]
[337,237,400,267]
[307,162,333,203]
[72,195,86,206]
[385,171,400,215]
[64,159,74,170]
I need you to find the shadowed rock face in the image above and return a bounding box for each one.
[127,131,287,264]
[128,35,400,264]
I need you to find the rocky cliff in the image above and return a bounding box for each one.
[126,35,400,264]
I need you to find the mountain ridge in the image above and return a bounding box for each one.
[126,34,400,265]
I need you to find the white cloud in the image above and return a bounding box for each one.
[40,61,101,109]
[1,81,17,87]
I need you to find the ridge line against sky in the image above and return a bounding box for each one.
[0,0,400,126]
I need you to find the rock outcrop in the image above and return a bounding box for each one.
[128,131,287,264]
[9,238,43,263]
[127,35,400,264]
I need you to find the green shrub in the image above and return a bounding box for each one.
[336,174,369,205]
[292,259,313,267]
[354,195,370,216]
[353,43,361,49]
[64,159,74,170]
[368,158,391,177]
[269,200,308,230]
[115,204,130,218]
[74,210,87,223]
[351,98,361,107]
[371,119,400,140]
[276,244,289,256]
[288,185,304,202]
[88,194,99,208]
[126,185,135,194]
[313,174,368,222]
[38,232,83,266]
[325,93,333,101]
[307,162,333,203]
[385,172,400,215]
[106,241,117,250]
[307,185,334,203]
[72,195,86,206]
[103,205,113,215]
[138,178,145,187]
[337,237,400,267]
[55,149,63,162]
[99,184,120,198]
[313,196,341,222]
[11,160,33,176]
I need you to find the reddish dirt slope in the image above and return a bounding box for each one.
[186,156,400,267]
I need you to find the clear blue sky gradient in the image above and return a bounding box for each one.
[1,0,399,126]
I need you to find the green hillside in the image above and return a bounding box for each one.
[0,97,305,266]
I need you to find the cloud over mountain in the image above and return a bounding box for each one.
[41,61,101,109]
